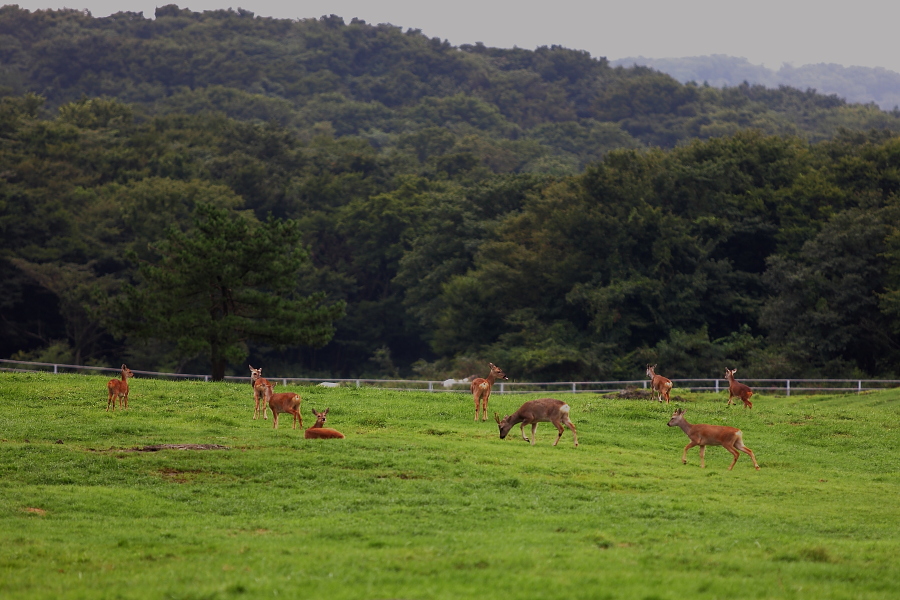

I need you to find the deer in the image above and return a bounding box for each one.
[304,408,345,439]
[494,398,578,447]
[667,408,759,470]
[249,365,272,420]
[106,364,134,411]
[646,364,673,404]
[471,363,508,422]
[263,382,303,430]
[724,368,753,408]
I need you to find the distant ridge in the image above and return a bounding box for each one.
[612,55,900,111]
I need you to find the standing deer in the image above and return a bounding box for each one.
[667,408,759,470]
[725,368,753,408]
[263,382,303,430]
[249,365,271,420]
[471,363,508,422]
[106,364,134,411]
[494,398,578,447]
[646,364,673,404]
[304,408,345,439]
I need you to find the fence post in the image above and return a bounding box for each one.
[786,379,790,397]
[642,381,647,389]
[428,381,433,392]
[356,379,360,388]
[572,382,576,392]
[54,364,58,374]
[715,379,719,393]
[499,383,505,394]
[858,380,862,393]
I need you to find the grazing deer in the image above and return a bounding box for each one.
[263,382,303,430]
[494,398,578,447]
[471,363,508,422]
[304,408,345,439]
[667,408,759,470]
[106,364,134,411]
[725,368,753,408]
[646,364,673,404]
[249,365,271,420]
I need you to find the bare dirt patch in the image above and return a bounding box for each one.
[608,387,687,402]
[127,444,230,452]
[24,507,47,516]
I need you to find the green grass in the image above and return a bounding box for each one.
[1,373,898,599]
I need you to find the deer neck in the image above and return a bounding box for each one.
[674,418,693,436]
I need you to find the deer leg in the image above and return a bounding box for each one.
[552,421,564,446]
[699,445,707,468]
[723,444,741,470]
[123,392,128,409]
[482,391,490,421]
[737,443,760,470]
[519,422,529,443]
[530,423,538,446]
[473,393,480,422]
[564,418,578,447]
[272,412,279,429]
[682,441,697,464]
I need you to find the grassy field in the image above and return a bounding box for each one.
[0,372,898,599]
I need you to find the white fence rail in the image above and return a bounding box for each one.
[3,358,899,396]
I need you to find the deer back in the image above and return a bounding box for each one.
[265,383,301,411]
[668,409,741,446]
[495,398,567,436]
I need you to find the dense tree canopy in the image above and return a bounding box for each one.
[3,7,900,379]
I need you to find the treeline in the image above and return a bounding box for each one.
[3,94,900,380]
[2,6,900,380]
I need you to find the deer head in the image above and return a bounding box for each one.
[494,412,513,439]
[249,365,262,383]
[667,408,686,427]
[489,363,508,381]
[725,368,737,380]
[646,364,657,377]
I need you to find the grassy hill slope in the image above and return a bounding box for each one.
[0,372,898,599]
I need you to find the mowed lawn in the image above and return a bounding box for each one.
[0,372,898,600]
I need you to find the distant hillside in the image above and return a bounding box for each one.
[1,4,899,160]
[612,55,900,111]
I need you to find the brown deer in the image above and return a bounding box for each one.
[249,365,271,420]
[106,364,134,411]
[304,408,345,439]
[667,408,759,470]
[471,363,508,422]
[494,398,578,447]
[646,364,673,404]
[724,368,753,408]
[263,382,303,430]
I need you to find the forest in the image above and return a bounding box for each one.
[3,5,900,380]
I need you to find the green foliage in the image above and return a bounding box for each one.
[1,372,899,599]
[110,204,345,379]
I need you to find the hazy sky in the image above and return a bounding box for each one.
[11,0,900,73]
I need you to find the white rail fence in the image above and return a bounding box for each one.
[3,358,899,396]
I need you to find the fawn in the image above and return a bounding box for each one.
[106,364,134,411]
[249,365,271,420]
[725,368,753,408]
[471,363,508,422]
[263,382,302,430]
[304,408,345,439]
[646,364,673,404]
[667,408,759,470]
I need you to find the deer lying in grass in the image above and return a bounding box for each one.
[646,364,673,404]
[725,368,753,408]
[471,363,508,422]
[106,364,134,411]
[263,382,302,430]
[667,408,759,470]
[249,365,271,420]
[494,398,578,447]
[304,408,345,439]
